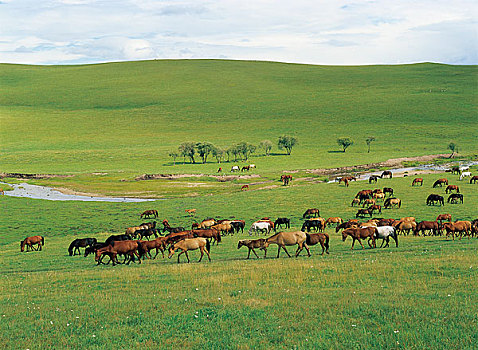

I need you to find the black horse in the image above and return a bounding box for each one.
[163,225,186,234]
[231,221,245,234]
[301,219,324,232]
[84,242,108,257]
[369,175,380,184]
[426,194,444,206]
[383,187,394,197]
[274,218,290,231]
[381,170,393,179]
[68,238,97,256]
[105,234,132,246]
[136,228,158,240]
[447,193,463,204]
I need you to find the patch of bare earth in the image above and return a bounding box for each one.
[135,173,260,182]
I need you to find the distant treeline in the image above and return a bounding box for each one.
[168,136,298,164]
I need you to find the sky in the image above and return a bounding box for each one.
[0,0,477,65]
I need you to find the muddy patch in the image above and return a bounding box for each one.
[135,173,261,182]
[0,172,74,179]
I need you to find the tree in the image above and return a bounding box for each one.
[259,140,273,156]
[448,142,457,158]
[230,145,240,162]
[278,135,298,155]
[212,146,224,163]
[195,142,215,163]
[168,151,179,165]
[178,142,196,163]
[337,138,354,152]
[365,136,376,153]
[236,142,256,161]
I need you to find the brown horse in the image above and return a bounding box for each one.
[436,214,452,223]
[241,165,251,172]
[362,198,376,207]
[168,237,211,263]
[0,188,4,195]
[445,185,459,194]
[20,236,44,252]
[384,197,401,209]
[241,185,249,191]
[470,176,478,184]
[356,209,372,218]
[432,178,448,188]
[412,178,423,186]
[217,167,222,173]
[95,240,142,265]
[193,228,222,244]
[305,232,329,255]
[141,210,158,219]
[443,221,472,240]
[394,220,416,235]
[237,239,267,259]
[368,204,382,214]
[281,175,293,186]
[325,217,343,227]
[342,227,376,249]
[138,237,167,259]
[264,231,310,258]
[164,231,194,245]
[381,170,393,178]
[414,221,441,236]
[185,209,196,216]
[302,208,320,218]
[351,198,361,207]
[335,220,360,233]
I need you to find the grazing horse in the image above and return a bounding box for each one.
[373,192,385,201]
[373,226,398,248]
[281,175,292,186]
[368,205,382,214]
[248,222,271,235]
[274,218,291,230]
[470,176,478,184]
[302,208,320,218]
[217,167,222,173]
[445,185,459,194]
[427,194,444,206]
[20,236,44,252]
[241,185,249,191]
[447,193,463,204]
[305,232,329,255]
[443,221,472,240]
[381,170,393,178]
[140,210,158,219]
[412,178,423,186]
[450,166,461,175]
[168,237,211,263]
[351,198,361,207]
[362,198,376,207]
[237,239,267,259]
[325,217,343,227]
[394,220,416,235]
[356,209,372,218]
[230,220,246,234]
[432,178,448,187]
[231,166,240,172]
[138,237,167,259]
[356,189,372,198]
[301,218,325,232]
[436,214,452,223]
[414,221,441,236]
[383,197,401,209]
[369,175,380,183]
[264,231,310,258]
[241,165,251,172]
[342,227,376,249]
[185,209,196,216]
[459,171,471,180]
[383,187,394,197]
[95,240,142,266]
[68,238,97,256]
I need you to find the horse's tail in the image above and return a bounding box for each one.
[206,238,211,253]
[398,200,401,208]
[41,236,45,246]
[324,233,330,250]
[216,230,222,243]
[305,233,311,245]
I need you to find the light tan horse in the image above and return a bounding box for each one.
[400,217,416,222]
[168,237,211,263]
[325,217,343,227]
[185,209,196,216]
[197,219,216,229]
[237,239,267,259]
[20,236,44,252]
[264,231,310,258]
[395,220,416,235]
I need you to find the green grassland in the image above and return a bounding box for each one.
[1,171,477,349]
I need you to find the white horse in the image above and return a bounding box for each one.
[249,164,256,169]
[366,225,398,248]
[248,222,271,235]
[460,171,472,181]
[231,166,240,172]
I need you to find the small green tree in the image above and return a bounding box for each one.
[212,147,224,163]
[195,142,215,163]
[365,136,376,153]
[178,142,196,163]
[278,135,298,155]
[337,138,354,152]
[168,151,179,165]
[230,145,240,162]
[448,142,457,158]
[236,142,256,161]
[259,140,273,155]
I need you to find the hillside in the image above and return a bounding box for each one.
[0,60,476,174]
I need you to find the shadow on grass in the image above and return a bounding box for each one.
[328,150,345,153]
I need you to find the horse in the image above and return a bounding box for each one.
[138,237,168,259]
[274,218,291,231]
[342,227,376,249]
[185,209,196,216]
[335,220,360,233]
[383,197,401,209]
[0,189,4,195]
[338,177,350,186]
[447,193,463,204]
[373,192,385,201]
[412,178,423,186]
[362,198,376,207]
[369,175,380,183]
[20,236,44,252]
[241,185,249,191]
[414,221,441,236]
[394,220,416,235]
[427,194,444,206]
[195,228,222,244]
[301,218,325,232]
[383,187,394,197]
[470,176,478,184]
[126,223,152,239]
[433,178,448,187]
[381,171,393,178]
[443,221,472,240]
[217,167,222,173]
[105,234,132,246]
[373,226,398,248]
[237,239,267,259]
[325,217,343,227]
[356,209,372,218]
[164,231,194,245]
[168,237,211,263]
[195,218,216,229]
[249,164,256,169]
[162,219,185,234]
[368,205,382,215]
[136,228,158,240]
[230,220,246,234]
[351,198,361,207]
[445,185,459,194]
[302,208,320,218]
[436,214,452,223]
[68,238,97,256]
[248,222,272,235]
[95,240,142,266]
[305,232,329,255]
[84,242,109,260]
[263,231,310,258]
[140,210,158,219]
[281,175,292,186]
[231,166,240,172]
[355,190,372,199]
[450,166,461,175]
[241,165,251,172]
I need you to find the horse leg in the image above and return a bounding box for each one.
[358,238,365,249]
[303,243,311,257]
[251,248,259,259]
[282,246,292,258]
[384,237,390,248]
[198,247,204,262]
[177,250,184,263]
[247,248,251,259]
[277,245,281,258]
[295,243,303,257]
[185,251,190,263]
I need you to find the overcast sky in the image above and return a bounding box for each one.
[1,0,477,65]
